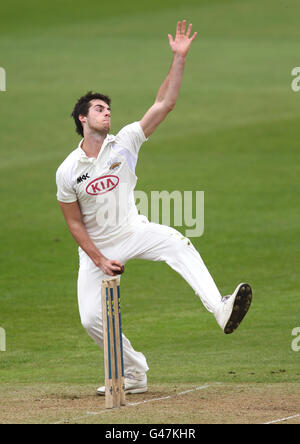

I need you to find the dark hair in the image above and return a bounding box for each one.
[71,91,111,137]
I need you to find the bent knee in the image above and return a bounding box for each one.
[161,229,196,263]
[169,229,193,251]
[81,312,101,332]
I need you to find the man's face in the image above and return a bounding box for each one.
[80,99,111,135]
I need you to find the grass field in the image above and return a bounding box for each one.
[0,0,300,424]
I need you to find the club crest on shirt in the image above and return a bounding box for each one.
[86,175,119,195]
[106,158,122,172]
[109,161,121,171]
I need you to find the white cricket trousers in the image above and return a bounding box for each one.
[77,217,222,379]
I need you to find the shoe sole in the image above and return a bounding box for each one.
[224,283,252,334]
[97,387,147,396]
[125,387,148,395]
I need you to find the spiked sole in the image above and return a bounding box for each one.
[224,283,252,334]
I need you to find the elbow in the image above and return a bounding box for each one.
[156,99,176,113]
[168,102,176,112]
[164,101,176,113]
[67,218,83,234]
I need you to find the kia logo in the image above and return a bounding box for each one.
[86,175,119,195]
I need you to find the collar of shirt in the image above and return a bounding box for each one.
[77,134,116,164]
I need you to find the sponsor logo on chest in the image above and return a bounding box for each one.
[86,175,119,195]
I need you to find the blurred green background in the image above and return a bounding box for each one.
[0,0,299,388]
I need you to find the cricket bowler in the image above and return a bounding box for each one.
[56,21,252,395]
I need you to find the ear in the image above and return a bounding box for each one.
[79,114,87,125]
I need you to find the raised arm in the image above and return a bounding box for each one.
[140,20,197,138]
[58,200,124,276]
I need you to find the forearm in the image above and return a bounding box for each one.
[155,57,174,102]
[67,219,104,264]
[58,200,124,276]
[155,54,186,109]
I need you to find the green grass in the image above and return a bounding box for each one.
[0,0,300,396]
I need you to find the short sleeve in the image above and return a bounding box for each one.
[56,166,77,203]
[115,122,148,156]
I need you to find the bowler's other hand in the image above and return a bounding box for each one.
[97,257,125,276]
[168,20,197,57]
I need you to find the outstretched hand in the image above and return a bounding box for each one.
[168,20,197,57]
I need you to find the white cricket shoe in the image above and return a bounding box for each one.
[97,373,147,396]
[215,283,252,334]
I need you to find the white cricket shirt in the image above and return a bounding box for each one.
[56,122,148,247]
